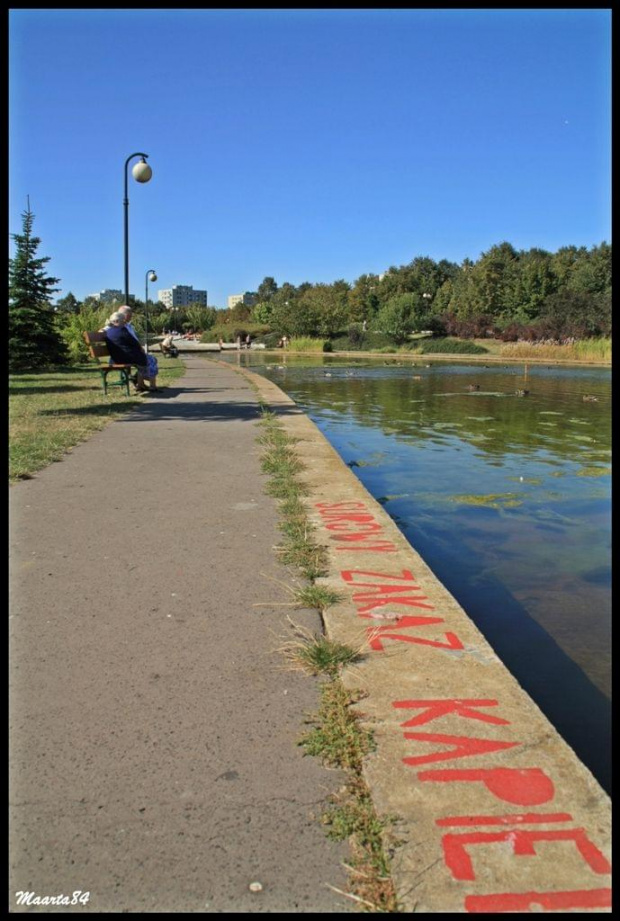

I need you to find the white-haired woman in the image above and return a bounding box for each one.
[117,305,159,387]
[104,312,158,393]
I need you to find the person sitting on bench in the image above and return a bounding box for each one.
[105,312,158,393]
[117,305,159,383]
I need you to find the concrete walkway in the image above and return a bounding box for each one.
[9,358,355,913]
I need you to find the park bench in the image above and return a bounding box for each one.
[82,331,135,396]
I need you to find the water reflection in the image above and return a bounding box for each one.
[225,354,612,791]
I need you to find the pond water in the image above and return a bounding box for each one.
[221,353,612,792]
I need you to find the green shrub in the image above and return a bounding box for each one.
[364,332,398,350]
[146,312,169,334]
[329,335,356,351]
[327,331,396,352]
[288,337,329,352]
[56,306,110,362]
[329,333,365,351]
[201,322,270,344]
[347,322,365,347]
[418,337,488,354]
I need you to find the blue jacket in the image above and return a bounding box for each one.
[105,326,147,366]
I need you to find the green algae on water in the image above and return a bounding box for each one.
[577,466,611,478]
[508,476,542,485]
[450,493,523,509]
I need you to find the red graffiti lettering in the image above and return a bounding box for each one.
[332,531,386,542]
[437,812,573,827]
[353,583,425,597]
[442,829,611,881]
[325,520,383,531]
[416,767,555,806]
[465,888,612,912]
[374,615,443,628]
[403,733,518,767]
[354,587,433,617]
[341,568,417,585]
[393,699,510,728]
[322,512,380,529]
[369,618,462,651]
[316,501,366,510]
[359,595,435,615]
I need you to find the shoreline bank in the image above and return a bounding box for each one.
[271,349,611,368]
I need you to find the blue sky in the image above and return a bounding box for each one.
[9,8,611,308]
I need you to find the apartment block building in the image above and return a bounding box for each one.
[88,289,126,304]
[158,285,208,308]
[227,292,257,309]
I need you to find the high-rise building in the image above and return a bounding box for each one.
[87,289,126,304]
[227,292,256,309]
[158,285,208,308]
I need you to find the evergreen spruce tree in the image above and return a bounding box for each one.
[9,204,68,372]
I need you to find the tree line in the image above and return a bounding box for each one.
[243,240,611,343]
[9,204,611,373]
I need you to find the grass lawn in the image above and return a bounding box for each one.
[9,358,185,483]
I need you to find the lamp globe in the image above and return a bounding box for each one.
[132,160,152,183]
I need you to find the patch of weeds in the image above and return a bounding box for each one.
[257,425,297,449]
[257,409,327,574]
[295,584,344,611]
[279,494,308,518]
[261,446,304,478]
[279,513,312,545]
[265,476,307,501]
[300,681,374,770]
[280,621,363,678]
[300,682,400,912]
[286,545,329,582]
[276,512,329,579]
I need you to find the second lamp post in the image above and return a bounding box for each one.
[144,269,157,354]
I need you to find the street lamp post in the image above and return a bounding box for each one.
[145,269,157,353]
[422,293,433,336]
[124,152,152,305]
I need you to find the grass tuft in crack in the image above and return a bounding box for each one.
[294,584,344,611]
[279,620,363,678]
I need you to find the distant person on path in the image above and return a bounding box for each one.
[104,312,158,393]
[236,335,242,350]
[160,333,178,358]
[282,335,289,349]
[117,305,160,384]
[245,334,251,349]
